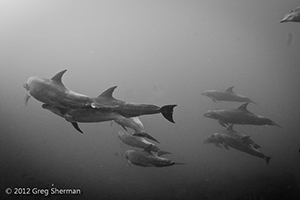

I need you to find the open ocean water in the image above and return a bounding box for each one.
[1,0,300,199]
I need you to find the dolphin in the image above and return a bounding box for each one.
[123,145,185,167]
[24,69,103,109]
[218,125,261,149]
[42,104,161,141]
[93,86,177,123]
[202,86,256,104]
[42,104,122,133]
[280,6,300,23]
[204,103,281,127]
[203,133,271,165]
[118,131,169,156]
[114,117,159,143]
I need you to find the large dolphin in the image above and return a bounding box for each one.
[202,86,256,104]
[114,117,159,143]
[123,145,185,167]
[24,69,102,109]
[118,131,169,156]
[93,86,177,123]
[203,132,271,165]
[280,6,300,23]
[204,103,281,127]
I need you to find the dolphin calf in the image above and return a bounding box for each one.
[93,86,177,123]
[42,104,122,133]
[114,117,159,143]
[123,145,185,167]
[280,6,300,23]
[204,132,271,165]
[204,103,281,127]
[42,104,161,141]
[118,131,169,156]
[202,86,256,104]
[24,69,102,109]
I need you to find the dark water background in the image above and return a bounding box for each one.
[1,0,300,199]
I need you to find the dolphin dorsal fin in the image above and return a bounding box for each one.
[226,124,234,131]
[294,6,300,12]
[237,103,249,111]
[51,69,67,86]
[98,86,117,98]
[225,86,234,93]
[143,144,153,153]
[242,135,251,139]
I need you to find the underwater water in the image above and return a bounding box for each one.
[1,0,300,199]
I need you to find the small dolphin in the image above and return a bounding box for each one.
[280,6,300,23]
[118,131,169,156]
[203,133,271,165]
[123,145,185,167]
[114,117,159,143]
[93,86,177,123]
[204,103,281,128]
[24,69,102,109]
[202,86,256,104]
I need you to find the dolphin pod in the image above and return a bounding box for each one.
[202,86,282,165]
[25,70,177,123]
[24,70,182,168]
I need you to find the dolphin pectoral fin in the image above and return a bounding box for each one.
[223,144,230,150]
[214,143,222,148]
[143,144,153,154]
[160,105,177,123]
[253,144,261,149]
[218,120,227,127]
[211,98,218,103]
[24,93,31,106]
[265,156,271,165]
[133,132,160,143]
[71,122,83,134]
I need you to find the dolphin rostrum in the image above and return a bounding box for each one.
[24,69,103,109]
[204,103,281,128]
[202,86,256,104]
[123,145,185,167]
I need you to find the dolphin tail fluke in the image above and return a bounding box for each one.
[24,94,31,106]
[157,150,172,156]
[265,156,271,165]
[71,122,83,134]
[133,132,160,143]
[160,105,177,123]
